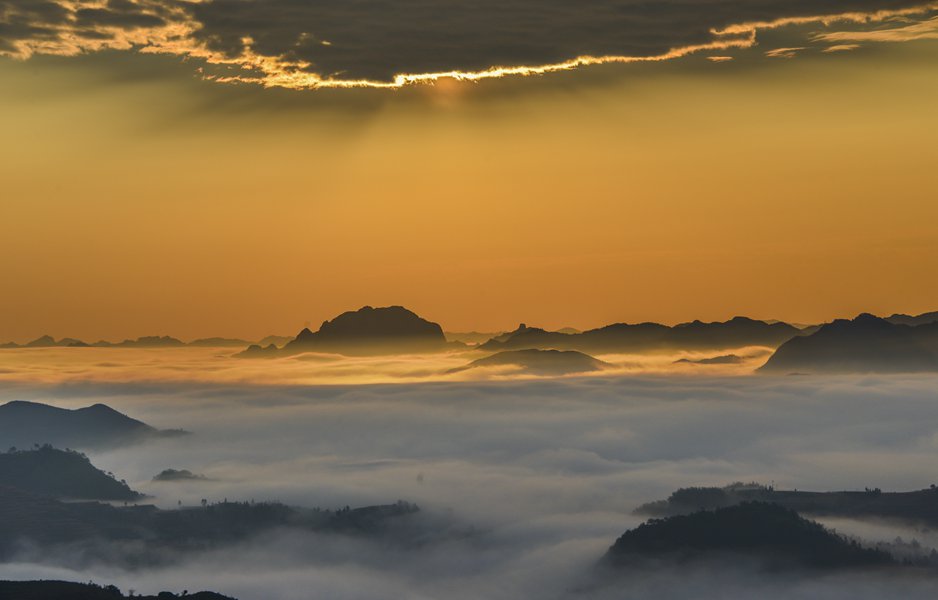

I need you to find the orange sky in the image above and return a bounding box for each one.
[0,37,936,342]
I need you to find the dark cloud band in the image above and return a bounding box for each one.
[0,0,936,88]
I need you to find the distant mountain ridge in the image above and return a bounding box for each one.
[886,311,938,327]
[0,401,186,450]
[6,309,938,361]
[0,335,287,349]
[759,313,938,374]
[479,316,801,354]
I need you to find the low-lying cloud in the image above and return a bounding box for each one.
[0,0,936,88]
[0,346,772,385]
[3,375,938,597]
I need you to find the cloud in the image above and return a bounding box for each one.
[823,43,864,52]
[0,346,773,386]
[765,46,806,58]
[814,14,938,43]
[0,0,936,89]
[5,375,938,597]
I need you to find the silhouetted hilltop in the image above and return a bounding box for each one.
[0,446,141,501]
[257,306,450,356]
[759,313,938,374]
[605,502,892,569]
[0,487,420,566]
[636,482,938,526]
[0,580,236,600]
[153,468,206,482]
[0,401,186,450]
[450,349,609,376]
[480,317,800,354]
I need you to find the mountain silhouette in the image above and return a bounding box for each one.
[604,502,892,569]
[450,349,609,376]
[242,306,450,357]
[0,446,141,501]
[759,313,938,374]
[479,317,800,354]
[0,401,186,450]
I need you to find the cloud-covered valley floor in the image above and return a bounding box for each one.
[3,374,938,598]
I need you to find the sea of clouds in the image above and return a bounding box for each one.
[2,373,938,598]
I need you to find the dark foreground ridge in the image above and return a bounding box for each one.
[480,317,801,354]
[240,305,452,357]
[605,502,893,570]
[636,482,938,526]
[449,349,609,376]
[0,446,141,501]
[760,313,938,374]
[0,580,235,600]
[0,401,186,451]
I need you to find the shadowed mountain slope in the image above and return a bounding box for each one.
[759,313,938,374]
[0,446,141,501]
[0,401,186,450]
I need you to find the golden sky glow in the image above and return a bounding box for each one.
[0,6,937,342]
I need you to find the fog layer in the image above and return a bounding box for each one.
[2,374,938,598]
